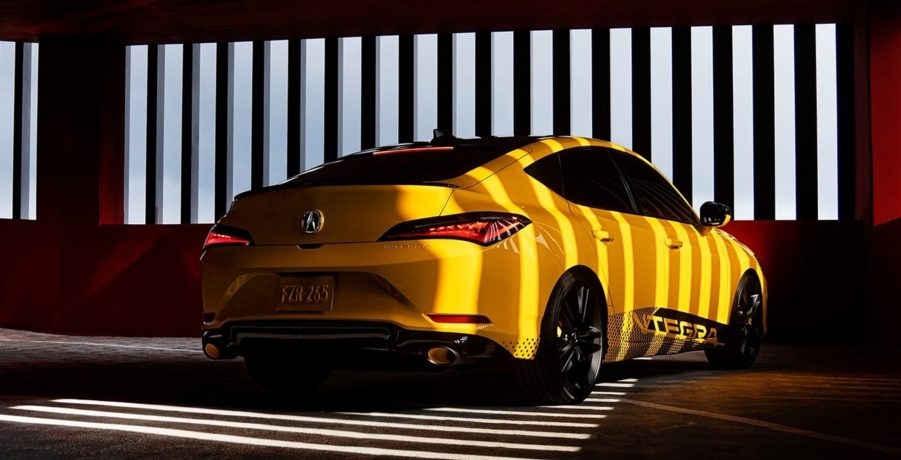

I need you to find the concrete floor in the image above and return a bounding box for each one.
[0,327,899,459]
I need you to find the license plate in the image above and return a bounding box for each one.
[276,276,335,312]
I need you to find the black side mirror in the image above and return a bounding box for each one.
[700,201,733,227]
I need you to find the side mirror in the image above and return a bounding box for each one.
[700,201,733,227]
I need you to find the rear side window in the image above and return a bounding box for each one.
[524,154,565,197]
[610,151,698,224]
[558,148,635,213]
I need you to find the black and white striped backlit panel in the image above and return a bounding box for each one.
[0,42,38,220]
[123,25,854,224]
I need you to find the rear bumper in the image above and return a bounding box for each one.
[202,320,513,367]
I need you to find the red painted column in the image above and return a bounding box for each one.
[869,3,901,226]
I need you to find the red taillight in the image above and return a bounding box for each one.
[203,225,253,251]
[380,212,531,246]
[427,314,492,324]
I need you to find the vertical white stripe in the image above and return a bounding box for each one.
[195,43,216,223]
[228,42,253,204]
[492,32,515,136]
[125,45,148,224]
[338,37,362,156]
[815,24,839,220]
[20,43,38,220]
[189,44,201,222]
[570,30,593,137]
[530,30,553,136]
[773,25,797,220]
[414,34,438,142]
[691,26,714,211]
[264,40,288,185]
[650,27,673,179]
[453,33,476,138]
[301,39,325,171]
[158,44,184,224]
[376,35,399,147]
[0,42,16,218]
[732,26,755,220]
[609,28,632,149]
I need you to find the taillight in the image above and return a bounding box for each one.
[203,224,254,251]
[380,212,531,246]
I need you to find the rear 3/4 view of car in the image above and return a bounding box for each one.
[200,132,767,404]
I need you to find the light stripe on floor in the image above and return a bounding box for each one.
[0,338,196,354]
[584,398,621,403]
[53,399,587,439]
[424,407,605,419]
[620,398,901,456]
[617,378,639,383]
[538,405,613,411]
[595,382,635,388]
[0,414,544,460]
[12,405,578,453]
[339,412,599,428]
[592,391,627,396]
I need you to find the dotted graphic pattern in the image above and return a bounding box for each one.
[501,338,540,359]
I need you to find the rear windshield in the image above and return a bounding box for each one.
[284,139,534,187]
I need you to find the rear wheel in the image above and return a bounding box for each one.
[518,271,605,404]
[243,348,331,394]
[705,273,764,369]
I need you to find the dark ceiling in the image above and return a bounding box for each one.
[0,0,862,44]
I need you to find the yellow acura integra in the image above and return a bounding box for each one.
[201,133,766,404]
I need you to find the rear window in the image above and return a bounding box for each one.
[285,139,534,187]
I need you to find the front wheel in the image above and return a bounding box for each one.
[518,271,605,404]
[705,273,764,369]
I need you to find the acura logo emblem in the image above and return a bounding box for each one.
[301,210,324,234]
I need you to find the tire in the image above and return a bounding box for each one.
[243,348,331,394]
[518,271,605,404]
[705,273,764,370]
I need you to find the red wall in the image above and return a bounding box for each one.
[870,4,901,226]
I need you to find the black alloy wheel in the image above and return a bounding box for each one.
[706,274,764,369]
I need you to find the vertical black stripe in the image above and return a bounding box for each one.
[287,39,301,176]
[398,35,414,143]
[553,29,571,136]
[146,44,159,224]
[713,26,735,208]
[12,42,23,219]
[836,23,856,221]
[437,33,453,133]
[180,44,194,224]
[752,25,776,220]
[214,42,229,219]
[251,40,265,190]
[794,24,818,220]
[361,36,377,149]
[632,27,651,159]
[513,30,530,136]
[592,28,611,140]
[475,31,492,137]
[324,37,339,162]
[672,27,693,203]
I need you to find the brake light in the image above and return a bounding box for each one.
[427,314,492,324]
[380,212,530,246]
[203,224,254,251]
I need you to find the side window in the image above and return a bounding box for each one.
[610,151,698,224]
[558,148,634,213]
[524,153,565,197]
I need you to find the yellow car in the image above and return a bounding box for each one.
[200,132,766,404]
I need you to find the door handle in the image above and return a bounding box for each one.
[593,229,615,243]
[665,237,683,249]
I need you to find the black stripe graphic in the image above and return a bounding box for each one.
[713,26,734,209]
[513,30,530,136]
[437,33,453,133]
[323,37,338,162]
[672,27,692,203]
[592,28,611,140]
[398,35,414,143]
[12,42,23,219]
[475,31,492,137]
[287,39,301,176]
[146,44,159,224]
[835,23,856,221]
[553,29,570,136]
[251,40,265,190]
[632,27,651,159]
[180,44,194,223]
[794,24,818,220]
[752,25,776,220]
[214,42,229,219]
[361,36,376,150]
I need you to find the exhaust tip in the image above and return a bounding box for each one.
[425,346,459,366]
[204,343,221,359]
